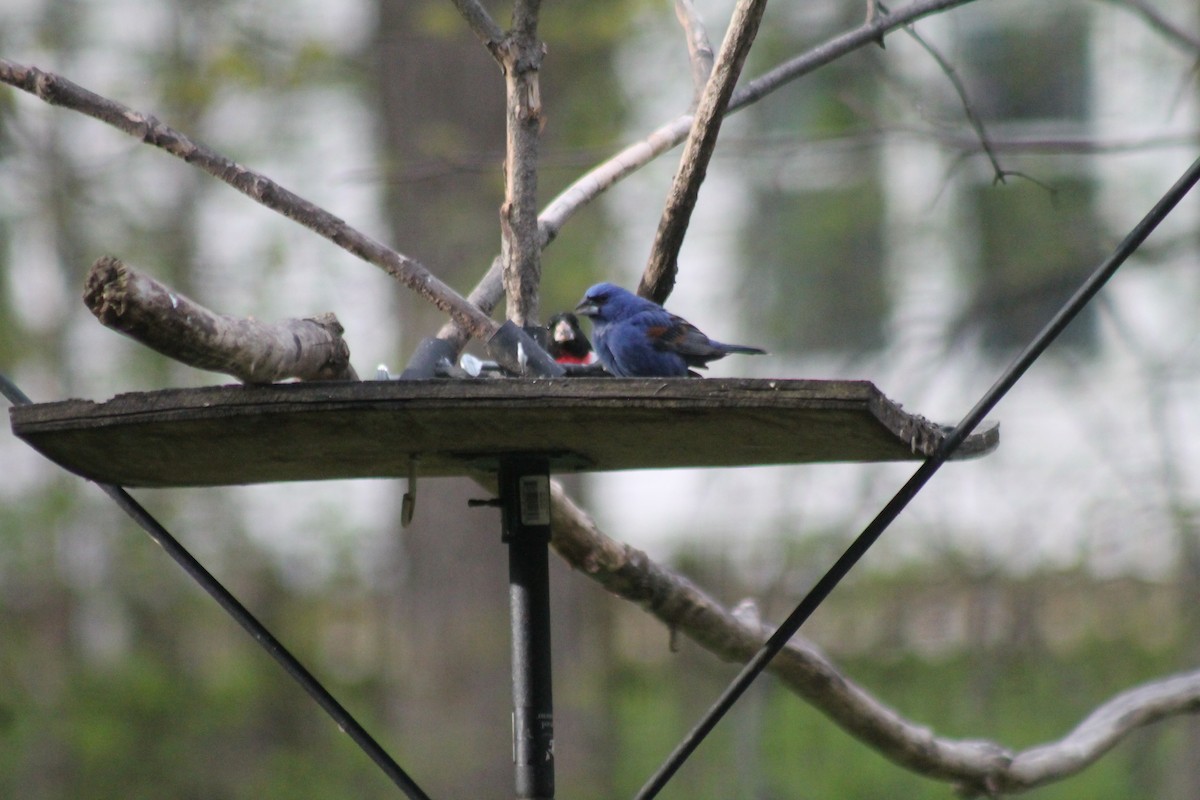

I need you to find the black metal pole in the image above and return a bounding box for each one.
[499,456,556,800]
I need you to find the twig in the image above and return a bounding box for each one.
[897,14,1008,184]
[1104,0,1200,53]
[546,479,1200,795]
[0,58,501,345]
[638,0,770,305]
[729,0,973,111]
[675,0,716,101]
[83,256,358,383]
[450,0,506,53]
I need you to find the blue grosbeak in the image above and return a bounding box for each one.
[574,282,765,377]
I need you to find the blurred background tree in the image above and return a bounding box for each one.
[4,0,1200,798]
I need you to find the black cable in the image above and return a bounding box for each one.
[1,380,432,800]
[635,153,1200,800]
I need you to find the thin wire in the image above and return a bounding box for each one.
[0,380,432,800]
[635,153,1200,800]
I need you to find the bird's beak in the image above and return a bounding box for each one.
[574,299,598,317]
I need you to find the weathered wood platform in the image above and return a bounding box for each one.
[8,378,998,487]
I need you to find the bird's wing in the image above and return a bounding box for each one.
[602,311,689,376]
[654,314,728,361]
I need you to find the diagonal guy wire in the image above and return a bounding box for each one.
[0,376,432,800]
[635,154,1200,800]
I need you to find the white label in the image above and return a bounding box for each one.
[518,475,551,526]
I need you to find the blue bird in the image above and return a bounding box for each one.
[574,282,766,377]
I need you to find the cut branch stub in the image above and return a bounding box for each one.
[83,256,358,383]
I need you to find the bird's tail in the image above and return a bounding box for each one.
[718,343,767,355]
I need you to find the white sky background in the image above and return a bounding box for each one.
[3,0,1200,584]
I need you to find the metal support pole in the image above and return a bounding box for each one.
[499,455,555,800]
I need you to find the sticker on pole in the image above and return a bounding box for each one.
[519,475,551,526]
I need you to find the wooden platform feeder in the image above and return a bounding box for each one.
[8,376,998,800]
[8,378,996,487]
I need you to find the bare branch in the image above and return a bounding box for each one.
[435,255,505,352]
[897,15,1008,184]
[0,59,501,345]
[730,0,974,111]
[450,0,506,53]
[675,0,716,100]
[866,0,888,46]
[496,0,547,326]
[539,118,695,247]
[83,256,357,382]
[638,0,769,305]
[1103,0,1200,53]
[436,0,981,350]
[547,479,1200,795]
[1001,672,1200,792]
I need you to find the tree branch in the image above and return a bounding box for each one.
[437,0,981,350]
[547,479,1200,796]
[0,58,501,345]
[1001,672,1200,792]
[675,0,716,102]
[496,0,546,327]
[1103,0,1200,53]
[729,0,973,112]
[638,0,770,305]
[83,256,358,382]
[435,254,505,352]
[450,0,506,54]
[897,14,1008,185]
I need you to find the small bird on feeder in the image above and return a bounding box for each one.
[574,282,765,377]
[546,312,596,365]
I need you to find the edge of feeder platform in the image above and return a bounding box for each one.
[8,378,998,488]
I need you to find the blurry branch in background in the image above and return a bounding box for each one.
[441,0,980,349]
[548,480,1200,797]
[637,0,770,306]
[0,58,502,345]
[1105,0,1200,52]
[674,0,716,102]
[83,256,358,383]
[893,18,1008,185]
